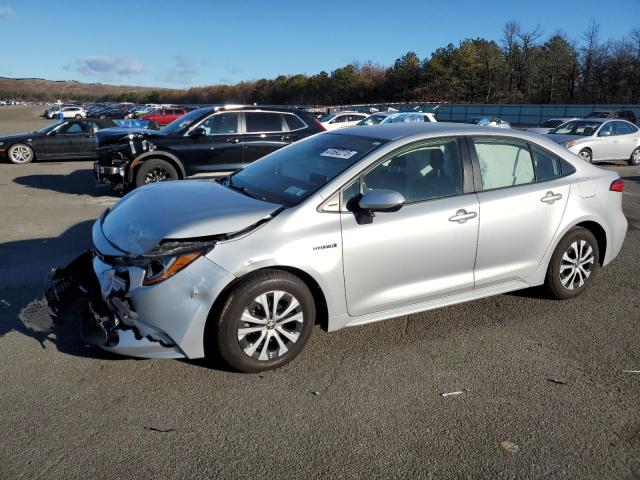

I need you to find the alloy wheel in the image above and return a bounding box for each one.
[578,150,592,162]
[9,145,33,164]
[632,149,640,165]
[559,239,595,290]
[144,167,170,183]
[237,290,304,361]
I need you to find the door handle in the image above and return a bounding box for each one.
[541,191,563,204]
[448,209,477,223]
[227,138,240,144]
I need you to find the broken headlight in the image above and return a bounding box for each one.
[136,241,216,286]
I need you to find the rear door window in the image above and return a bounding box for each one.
[245,112,285,133]
[614,121,636,135]
[471,138,535,190]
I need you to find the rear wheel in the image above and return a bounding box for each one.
[134,158,179,187]
[629,147,640,166]
[209,270,315,373]
[578,148,592,163]
[74,114,82,119]
[8,143,35,164]
[545,227,599,300]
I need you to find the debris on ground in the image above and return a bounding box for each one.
[19,297,54,333]
[546,378,567,385]
[0,299,10,307]
[311,391,321,396]
[441,389,469,397]
[622,370,640,374]
[500,440,519,453]
[143,427,175,433]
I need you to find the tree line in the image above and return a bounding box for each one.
[5,21,640,105]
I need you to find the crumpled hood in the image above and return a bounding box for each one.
[101,180,281,255]
[545,134,586,145]
[96,128,164,147]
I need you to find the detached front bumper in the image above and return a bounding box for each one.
[47,250,187,359]
[94,161,127,188]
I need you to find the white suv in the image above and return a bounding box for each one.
[49,106,86,119]
[320,112,368,130]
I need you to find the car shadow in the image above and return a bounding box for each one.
[13,169,119,198]
[0,220,122,361]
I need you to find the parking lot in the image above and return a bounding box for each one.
[1,106,639,479]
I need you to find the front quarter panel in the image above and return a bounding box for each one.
[207,199,347,321]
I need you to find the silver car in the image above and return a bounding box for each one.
[546,118,640,165]
[526,117,578,135]
[50,124,628,372]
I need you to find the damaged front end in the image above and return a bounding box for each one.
[46,236,222,359]
[94,131,156,190]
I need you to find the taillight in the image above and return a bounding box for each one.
[314,118,326,131]
[610,179,624,192]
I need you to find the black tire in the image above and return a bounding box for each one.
[74,114,82,119]
[578,148,592,163]
[209,270,315,373]
[134,158,179,187]
[629,147,640,166]
[545,227,599,300]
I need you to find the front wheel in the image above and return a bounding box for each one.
[629,147,640,166]
[134,158,179,187]
[8,143,35,164]
[578,149,592,163]
[545,227,599,300]
[210,270,315,372]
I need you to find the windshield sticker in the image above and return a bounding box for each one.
[320,148,358,159]
[284,186,307,197]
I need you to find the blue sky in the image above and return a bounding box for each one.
[0,0,638,88]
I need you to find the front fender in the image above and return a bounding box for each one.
[127,150,187,181]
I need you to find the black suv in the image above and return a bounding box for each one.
[94,106,325,189]
[585,110,637,124]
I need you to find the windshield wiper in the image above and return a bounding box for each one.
[226,178,265,201]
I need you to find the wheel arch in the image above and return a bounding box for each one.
[574,220,607,266]
[127,151,186,182]
[204,265,330,344]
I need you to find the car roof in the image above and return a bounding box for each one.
[330,122,552,141]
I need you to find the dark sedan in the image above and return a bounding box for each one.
[94,106,325,189]
[0,119,121,164]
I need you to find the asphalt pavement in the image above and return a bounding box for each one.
[0,110,639,479]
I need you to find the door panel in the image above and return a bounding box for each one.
[341,136,477,317]
[173,112,243,174]
[242,112,289,165]
[341,195,479,316]
[470,136,570,286]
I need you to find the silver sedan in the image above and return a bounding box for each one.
[50,123,628,372]
[546,118,640,165]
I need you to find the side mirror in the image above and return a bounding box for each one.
[188,127,206,138]
[358,189,405,213]
[598,129,611,137]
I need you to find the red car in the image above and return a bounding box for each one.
[140,107,188,126]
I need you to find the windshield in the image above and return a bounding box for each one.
[227,133,388,207]
[550,120,602,136]
[359,114,388,125]
[541,119,565,128]
[319,114,335,122]
[36,122,63,134]
[159,108,212,135]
